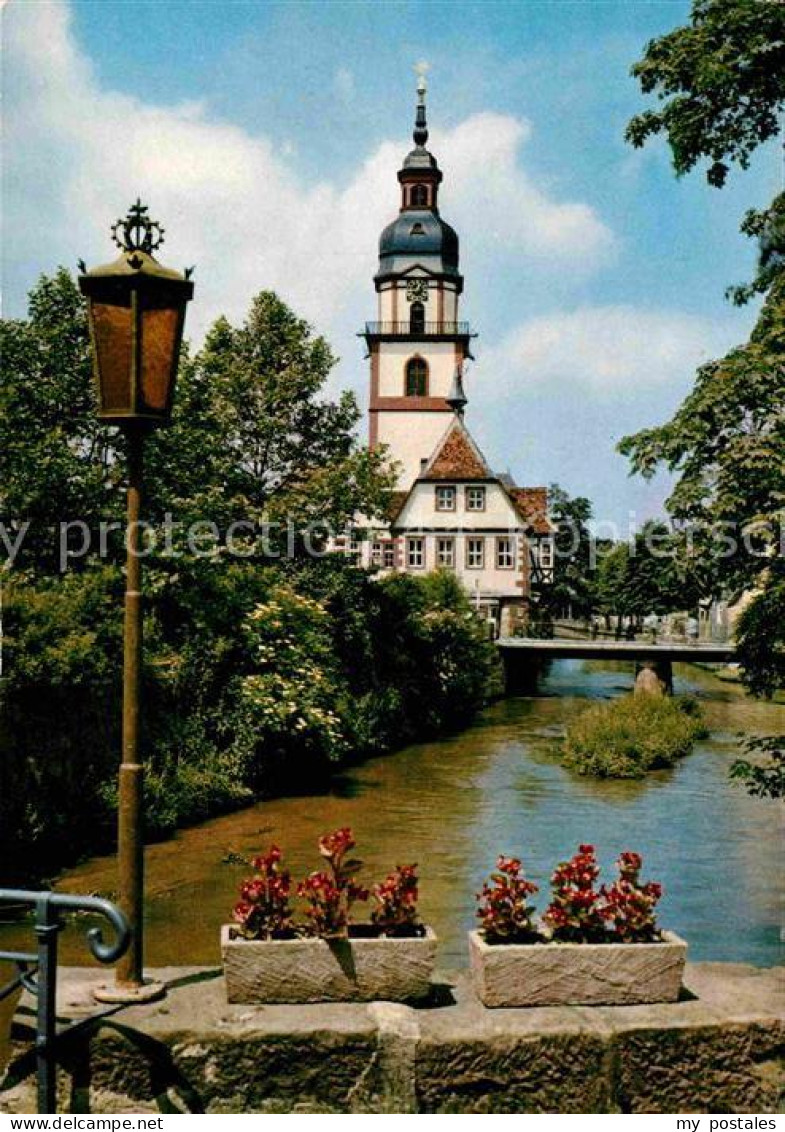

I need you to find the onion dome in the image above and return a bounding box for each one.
[375,75,462,285]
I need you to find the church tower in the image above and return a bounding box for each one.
[363,76,475,488]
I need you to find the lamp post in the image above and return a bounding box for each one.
[79,202,193,1002]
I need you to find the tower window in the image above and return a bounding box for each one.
[411,183,428,207]
[410,301,425,335]
[405,357,428,396]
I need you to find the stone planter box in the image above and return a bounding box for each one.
[221,925,438,1003]
[468,929,687,1008]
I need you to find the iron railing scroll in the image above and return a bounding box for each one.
[0,889,130,1114]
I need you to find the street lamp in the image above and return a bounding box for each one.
[79,201,193,1002]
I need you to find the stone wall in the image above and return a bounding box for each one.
[1,964,782,1114]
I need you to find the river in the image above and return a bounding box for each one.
[4,661,784,970]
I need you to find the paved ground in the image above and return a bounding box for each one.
[2,962,782,1113]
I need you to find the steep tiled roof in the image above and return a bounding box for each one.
[420,417,492,481]
[384,490,409,524]
[507,487,553,535]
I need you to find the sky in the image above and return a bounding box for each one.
[3,0,777,529]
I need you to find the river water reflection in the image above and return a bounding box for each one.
[15,661,785,969]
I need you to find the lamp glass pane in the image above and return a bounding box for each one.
[91,302,132,413]
[140,305,180,412]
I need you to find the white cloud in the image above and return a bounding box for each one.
[4,0,614,347]
[435,114,613,263]
[481,305,742,397]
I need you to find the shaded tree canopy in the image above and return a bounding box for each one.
[626,0,785,188]
[626,0,785,303]
[1,273,394,573]
[619,277,785,601]
[594,523,701,622]
[541,484,596,620]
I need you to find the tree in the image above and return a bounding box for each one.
[626,0,785,303]
[619,278,784,608]
[595,542,633,628]
[1,276,394,574]
[594,525,700,630]
[1,273,498,882]
[540,485,596,620]
[729,735,785,799]
[624,4,785,799]
[147,293,394,542]
[0,270,118,573]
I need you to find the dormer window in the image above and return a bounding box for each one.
[435,485,456,511]
[409,222,425,236]
[405,357,428,396]
[466,486,486,511]
[411,183,428,207]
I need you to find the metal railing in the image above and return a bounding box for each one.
[363,321,474,336]
[0,889,130,1113]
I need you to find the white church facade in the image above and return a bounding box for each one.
[354,78,555,636]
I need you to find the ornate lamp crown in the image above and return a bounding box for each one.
[111,199,165,255]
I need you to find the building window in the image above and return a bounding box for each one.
[496,536,515,569]
[371,541,396,568]
[405,357,428,396]
[435,485,456,511]
[407,537,425,569]
[437,538,455,568]
[409,301,425,335]
[534,538,554,579]
[466,537,485,569]
[411,183,428,207]
[466,486,486,511]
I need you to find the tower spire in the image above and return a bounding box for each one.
[413,62,430,147]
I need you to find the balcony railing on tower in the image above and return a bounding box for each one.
[362,320,475,337]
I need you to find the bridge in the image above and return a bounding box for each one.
[496,637,736,694]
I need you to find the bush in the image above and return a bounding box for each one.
[2,558,501,883]
[562,694,707,778]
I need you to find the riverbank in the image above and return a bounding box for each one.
[2,659,781,971]
[3,566,502,887]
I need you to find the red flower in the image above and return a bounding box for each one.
[299,828,368,937]
[230,845,293,940]
[544,845,605,942]
[476,856,540,944]
[600,852,663,942]
[371,865,422,937]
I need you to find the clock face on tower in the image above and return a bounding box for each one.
[405,279,428,303]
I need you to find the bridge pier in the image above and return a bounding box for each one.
[501,652,543,696]
[634,659,673,696]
